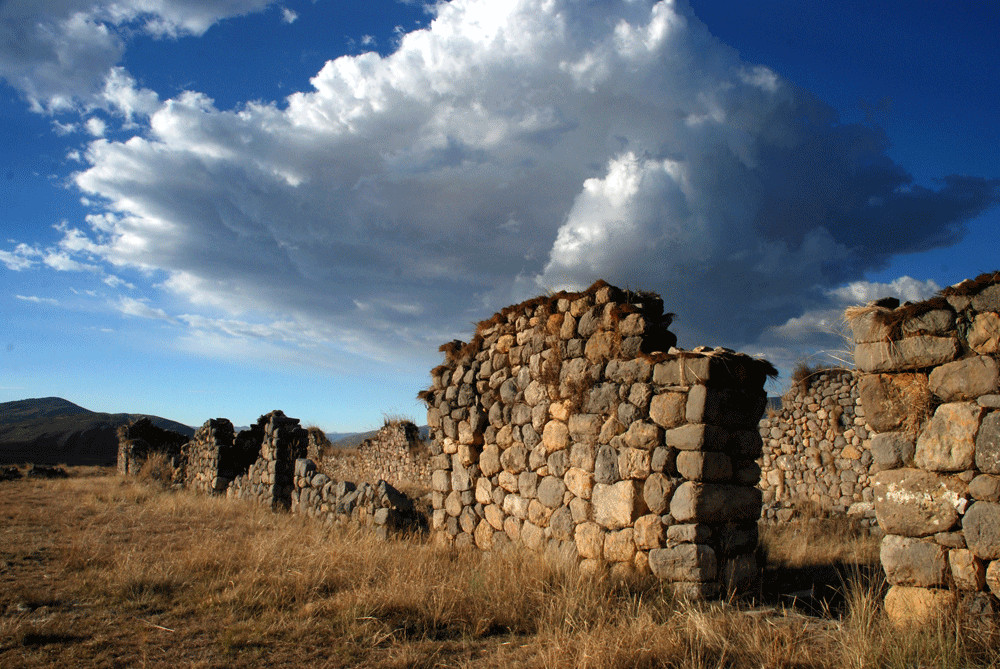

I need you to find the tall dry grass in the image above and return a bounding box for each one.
[1,470,998,667]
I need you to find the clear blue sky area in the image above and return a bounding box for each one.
[1,1,997,431]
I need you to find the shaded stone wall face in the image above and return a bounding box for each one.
[422,282,772,599]
[848,272,1000,622]
[319,421,432,488]
[292,458,424,537]
[758,370,876,524]
[116,418,188,478]
[184,419,259,495]
[227,411,308,510]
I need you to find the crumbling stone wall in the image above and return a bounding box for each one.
[319,421,431,489]
[184,419,258,495]
[758,370,876,524]
[116,418,189,478]
[226,411,308,510]
[292,458,424,537]
[848,271,1000,622]
[421,281,773,599]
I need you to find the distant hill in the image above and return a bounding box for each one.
[0,397,194,466]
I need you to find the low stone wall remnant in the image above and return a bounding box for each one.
[319,420,431,489]
[421,280,774,599]
[116,417,189,479]
[848,271,1000,624]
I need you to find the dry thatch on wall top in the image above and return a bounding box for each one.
[939,270,1000,296]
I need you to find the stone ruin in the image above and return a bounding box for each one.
[847,271,1000,623]
[117,417,189,479]
[318,420,432,489]
[758,369,877,525]
[420,281,774,598]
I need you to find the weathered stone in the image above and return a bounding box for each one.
[649,392,687,429]
[528,499,553,526]
[521,520,544,550]
[854,336,959,373]
[873,468,965,536]
[546,449,568,478]
[976,411,1000,474]
[648,544,718,582]
[901,309,954,336]
[568,413,602,446]
[445,490,463,517]
[517,471,539,499]
[575,521,604,559]
[963,501,1000,559]
[987,560,1000,598]
[537,476,566,508]
[884,585,956,627]
[451,461,472,491]
[880,535,948,587]
[934,531,966,549]
[623,421,662,451]
[542,421,570,453]
[593,444,620,484]
[969,474,1000,501]
[475,477,493,505]
[484,503,505,530]
[504,516,521,542]
[479,445,501,477]
[870,431,915,469]
[650,446,676,474]
[666,523,712,546]
[971,283,1000,312]
[915,402,983,471]
[500,444,528,473]
[858,373,927,432]
[498,470,519,493]
[676,451,732,481]
[550,505,575,540]
[949,549,986,591]
[604,528,636,562]
[633,514,664,550]
[618,448,652,480]
[569,496,590,523]
[929,356,999,402]
[592,480,647,529]
[565,467,593,499]
[969,312,1000,354]
[432,469,451,493]
[643,473,676,515]
[502,493,529,520]
[569,443,595,471]
[664,424,725,451]
[474,519,494,549]
[668,482,760,523]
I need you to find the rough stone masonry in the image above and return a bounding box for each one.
[848,271,1000,624]
[420,281,775,599]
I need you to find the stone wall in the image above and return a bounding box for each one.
[848,271,1000,622]
[758,369,876,524]
[116,417,189,478]
[184,418,258,495]
[292,458,424,537]
[227,410,308,510]
[319,421,432,489]
[420,281,773,599]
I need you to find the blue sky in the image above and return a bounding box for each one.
[1,0,997,432]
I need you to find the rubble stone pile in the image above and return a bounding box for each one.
[847,271,1000,623]
[421,281,774,598]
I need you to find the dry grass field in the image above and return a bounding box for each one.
[1,468,998,668]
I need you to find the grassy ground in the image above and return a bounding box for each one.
[1,469,997,668]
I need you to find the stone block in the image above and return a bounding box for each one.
[592,480,647,529]
[971,283,1000,312]
[474,519,494,549]
[643,473,676,515]
[901,309,954,336]
[537,475,566,508]
[969,474,1000,501]
[649,392,687,429]
[884,585,956,627]
[664,424,726,451]
[504,516,521,543]
[667,524,712,546]
[528,499,553,526]
[432,469,451,493]
[475,477,493,505]
[594,444,620,484]
[873,468,965,537]
[568,413,602,445]
[668,481,760,524]
[498,470,519,493]
[575,521,604,559]
[618,448,652,479]
[500,444,528,473]
[634,514,664,550]
[604,528,636,562]
[880,535,948,587]
[676,451,733,481]
[479,445,501,477]
[854,336,959,373]
[963,501,1000,559]
[929,356,999,402]
[976,411,1000,474]
[484,503,505,531]
[550,505,575,540]
[445,490,463,517]
[565,467,593,499]
[502,493,529,520]
[623,421,662,450]
[870,431,915,469]
[648,543,717,582]
[969,312,1000,354]
[914,402,983,471]
[858,373,927,433]
[987,560,1000,598]
[949,549,986,591]
[521,520,545,550]
[542,421,570,453]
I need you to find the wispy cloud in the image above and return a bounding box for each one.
[15,294,59,306]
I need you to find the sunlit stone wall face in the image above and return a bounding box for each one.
[847,272,1000,624]
[422,281,773,599]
